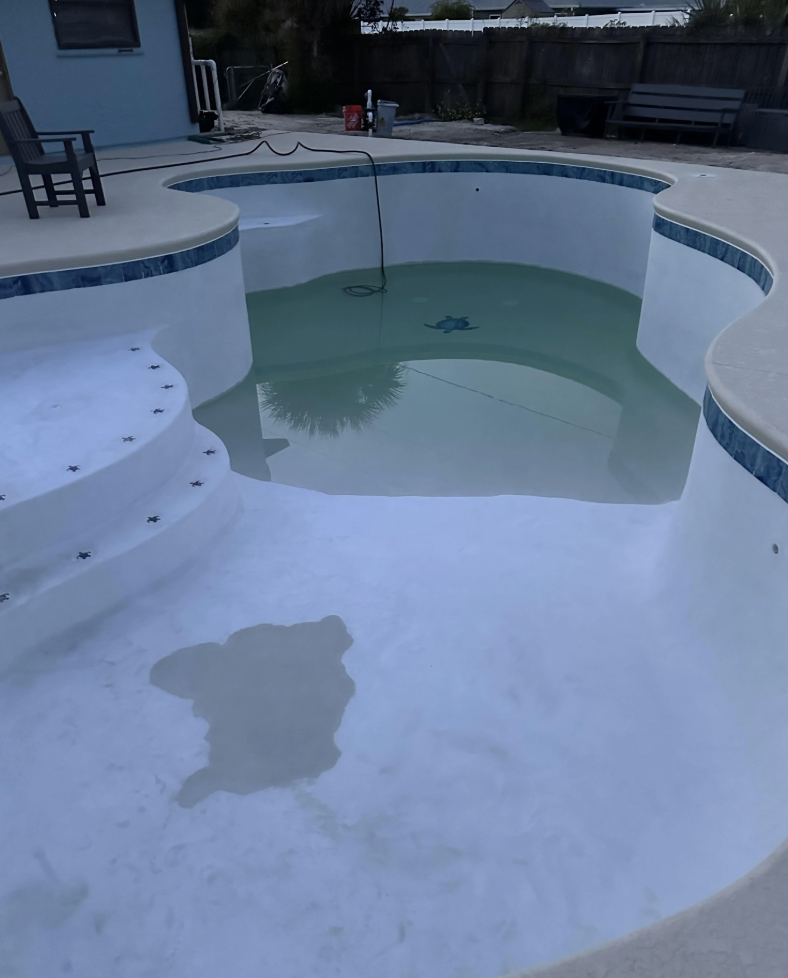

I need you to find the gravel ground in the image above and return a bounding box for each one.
[222,109,788,174]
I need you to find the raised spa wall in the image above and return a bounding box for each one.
[1,146,787,977]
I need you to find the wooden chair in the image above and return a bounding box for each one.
[0,99,105,219]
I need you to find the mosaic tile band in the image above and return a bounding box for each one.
[704,387,788,502]
[0,227,239,301]
[654,214,773,295]
[172,158,671,195]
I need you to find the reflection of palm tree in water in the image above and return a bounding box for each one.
[258,364,407,438]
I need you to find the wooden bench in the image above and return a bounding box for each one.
[605,84,745,146]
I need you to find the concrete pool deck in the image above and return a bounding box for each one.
[2,133,788,976]
[224,110,788,175]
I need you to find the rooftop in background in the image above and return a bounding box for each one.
[504,0,556,15]
[396,0,520,15]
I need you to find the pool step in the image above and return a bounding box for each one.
[0,334,197,567]
[0,336,239,668]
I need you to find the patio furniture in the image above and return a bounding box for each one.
[557,94,617,138]
[0,98,105,219]
[605,85,745,147]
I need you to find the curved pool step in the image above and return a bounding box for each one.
[0,334,197,567]
[0,336,240,669]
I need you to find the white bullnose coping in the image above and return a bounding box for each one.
[3,133,788,978]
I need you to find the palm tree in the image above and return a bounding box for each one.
[258,363,407,437]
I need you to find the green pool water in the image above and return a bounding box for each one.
[196,262,699,501]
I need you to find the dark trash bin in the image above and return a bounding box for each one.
[741,108,788,152]
[557,95,617,138]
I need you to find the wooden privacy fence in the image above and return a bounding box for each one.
[345,27,788,120]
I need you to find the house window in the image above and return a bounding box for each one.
[48,0,141,50]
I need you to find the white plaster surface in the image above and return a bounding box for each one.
[4,136,788,976]
[216,172,654,298]
[0,247,252,409]
[511,428,788,978]
[3,476,788,978]
[0,330,240,663]
[637,230,766,403]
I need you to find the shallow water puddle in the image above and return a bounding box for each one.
[150,616,354,807]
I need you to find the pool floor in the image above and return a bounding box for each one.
[2,475,787,978]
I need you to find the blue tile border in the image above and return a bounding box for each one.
[704,386,788,502]
[654,214,773,295]
[171,158,670,195]
[0,226,239,302]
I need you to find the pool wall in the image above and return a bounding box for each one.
[637,219,770,402]
[0,230,251,407]
[180,161,662,299]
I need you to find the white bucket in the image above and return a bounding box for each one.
[376,100,399,137]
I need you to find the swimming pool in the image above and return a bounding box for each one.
[3,141,788,978]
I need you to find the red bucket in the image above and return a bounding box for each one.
[343,105,363,131]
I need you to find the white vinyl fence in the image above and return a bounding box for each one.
[362,10,686,31]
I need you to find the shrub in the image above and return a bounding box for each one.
[686,0,788,28]
[434,100,484,120]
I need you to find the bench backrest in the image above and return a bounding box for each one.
[0,99,43,164]
[623,84,745,127]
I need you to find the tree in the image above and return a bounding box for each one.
[209,0,361,109]
[429,0,474,18]
[686,0,788,27]
[357,0,409,30]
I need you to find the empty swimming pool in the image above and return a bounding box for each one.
[5,142,788,978]
[196,262,698,501]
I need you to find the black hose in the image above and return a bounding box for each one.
[0,134,387,297]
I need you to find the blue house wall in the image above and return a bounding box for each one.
[0,0,197,147]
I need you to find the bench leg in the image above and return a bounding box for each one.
[89,164,106,206]
[70,166,90,218]
[42,175,59,208]
[18,171,39,219]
